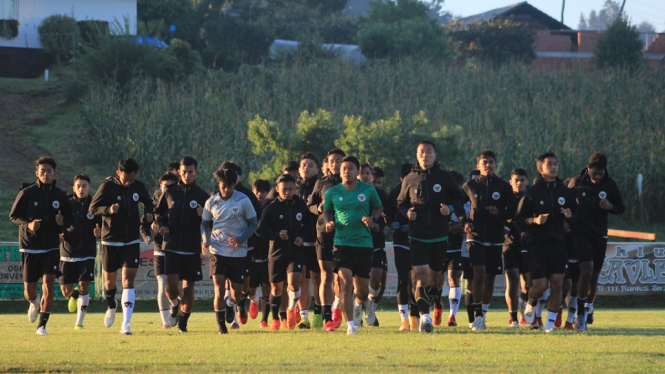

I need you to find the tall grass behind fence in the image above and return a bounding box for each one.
[80,60,665,221]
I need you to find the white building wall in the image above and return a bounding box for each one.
[1,0,136,49]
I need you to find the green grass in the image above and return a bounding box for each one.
[0,308,663,372]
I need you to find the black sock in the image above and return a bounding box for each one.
[178,311,191,329]
[520,291,528,302]
[37,312,50,328]
[215,310,226,328]
[323,304,332,322]
[474,303,483,319]
[105,287,117,309]
[280,311,287,321]
[577,297,587,316]
[416,287,430,315]
[528,299,538,307]
[270,294,281,321]
[71,289,80,299]
[427,286,442,309]
[261,296,270,323]
[313,303,322,315]
[510,311,518,322]
[465,292,474,323]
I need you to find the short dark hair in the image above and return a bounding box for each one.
[118,158,139,174]
[180,156,198,169]
[418,140,436,151]
[159,173,178,184]
[400,163,414,178]
[341,155,360,170]
[300,152,319,167]
[219,161,242,176]
[477,150,496,162]
[73,173,90,184]
[35,157,56,171]
[283,161,299,173]
[276,174,297,185]
[372,166,385,178]
[588,152,607,169]
[167,162,180,173]
[449,170,463,185]
[360,163,372,172]
[536,151,557,169]
[510,168,528,178]
[214,168,237,186]
[327,148,346,158]
[252,179,271,192]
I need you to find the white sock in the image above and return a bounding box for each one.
[224,289,231,300]
[347,321,355,329]
[449,287,461,316]
[31,297,39,306]
[251,293,260,303]
[169,297,179,308]
[156,274,168,309]
[121,288,135,327]
[368,286,379,300]
[585,302,594,313]
[482,303,490,317]
[355,299,363,308]
[566,296,577,323]
[160,309,170,325]
[398,304,408,321]
[300,309,309,319]
[333,295,340,310]
[76,294,89,326]
[288,289,301,311]
[545,310,557,329]
[536,290,549,318]
[226,297,235,308]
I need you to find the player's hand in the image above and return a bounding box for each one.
[197,204,204,217]
[59,233,65,243]
[294,237,303,247]
[371,223,380,232]
[279,230,289,240]
[486,206,498,216]
[55,210,64,226]
[390,221,401,231]
[534,213,549,225]
[109,203,120,214]
[440,204,450,216]
[563,221,571,234]
[599,199,613,210]
[318,202,324,214]
[362,216,374,227]
[229,237,241,248]
[28,219,41,231]
[145,213,154,223]
[464,222,474,233]
[202,243,210,255]
[561,208,572,219]
[93,223,101,237]
[407,207,417,221]
[325,221,335,233]
[158,226,169,236]
[151,221,159,232]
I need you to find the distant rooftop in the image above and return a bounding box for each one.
[457,2,571,31]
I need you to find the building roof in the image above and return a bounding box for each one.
[457,2,571,31]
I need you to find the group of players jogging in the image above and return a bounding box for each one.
[10,140,624,335]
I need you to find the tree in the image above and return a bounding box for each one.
[578,13,588,30]
[594,15,642,70]
[37,14,81,66]
[636,21,656,33]
[583,0,622,31]
[137,0,200,47]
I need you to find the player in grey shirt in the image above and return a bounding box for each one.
[201,169,257,334]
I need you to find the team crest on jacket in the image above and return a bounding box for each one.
[52,201,60,209]
[34,202,38,206]
[232,206,239,214]
[296,213,303,221]
[87,213,94,220]
[582,192,586,197]
[540,201,544,205]
[117,196,121,201]
[358,194,366,202]
[558,197,566,205]
[433,184,442,193]
[190,200,198,209]
[492,192,500,200]
[132,193,139,201]
[279,215,284,219]
[599,191,607,199]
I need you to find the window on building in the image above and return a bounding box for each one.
[0,0,17,20]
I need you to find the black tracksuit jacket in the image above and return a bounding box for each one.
[462,175,517,245]
[567,169,625,237]
[385,182,410,246]
[61,194,101,259]
[155,181,209,254]
[256,196,314,258]
[308,174,342,239]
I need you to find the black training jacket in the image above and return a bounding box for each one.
[397,163,467,240]
[568,168,625,237]
[308,174,342,237]
[462,175,517,244]
[89,176,153,245]
[515,176,577,244]
[297,175,319,243]
[10,180,73,251]
[371,188,388,249]
[155,181,209,254]
[504,191,526,247]
[256,196,314,258]
[150,188,164,251]
[61,194,101,259]
[385,183,410,246]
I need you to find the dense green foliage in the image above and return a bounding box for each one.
[37,14,81,65]
[594,16,643,70]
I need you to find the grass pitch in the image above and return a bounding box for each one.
[1,305,664,373]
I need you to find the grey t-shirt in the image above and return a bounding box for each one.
[202,190,256,258]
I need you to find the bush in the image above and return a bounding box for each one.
[167,38,203,77]
[77,20,109,44]
[448,19,536,66]
[0,19,19,39]
[37,14,81,65]
[137,0,200,47]
[594,16,643,70]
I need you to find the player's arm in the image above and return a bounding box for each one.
[498,186,518,221]
[255,204,277,240]
[444,173,467,222]
[58,191,74,228]
[89,182,111,216]
[396,181,411,218]
[154,191,169,230]
[234,199,258,244]
[9,189,30,226]
[515,193,535,228]
[308,181,323,215]
[607,180,625,214]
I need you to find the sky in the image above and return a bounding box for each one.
[442,0,665,32]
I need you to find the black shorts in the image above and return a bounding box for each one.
[573,232,608,273]
[59,259,95,285]
[269,250,303,284]
[303,244,320,277]
[468,242,503,275]
[409,239,447,272]
[371,249,388,271]
[443,250,465,271]
[502,244,523,272]
[316,234,334,262]
[333,245,372,279]
[102,243,140,272]
[529,239,567,280]
[461,257,473,279]
[154,254,165,276]
[209,255,247,284]
[22,251,61,283]
[249,260,269,288]
[565,261,581,282]
[164,251,203,282]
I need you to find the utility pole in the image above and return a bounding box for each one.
[561,0,565,24]
[620,0,627,15]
